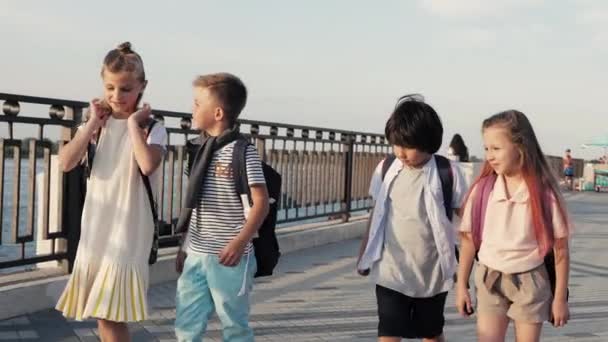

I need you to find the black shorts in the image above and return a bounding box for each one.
[376,285,448,339]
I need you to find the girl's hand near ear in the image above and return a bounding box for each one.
[128,102,152,129]
[88,99,111,130]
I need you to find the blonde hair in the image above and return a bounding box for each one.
[101,42,146,82]
[193,73,247,126]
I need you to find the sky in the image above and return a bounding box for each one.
[1,0,607,159]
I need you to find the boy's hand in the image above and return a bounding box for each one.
[357,268,370,276]
[219,237,248,267]
[456,286,474,317]
[175,251,187,274]
[551,298,569,327]
[355,255,369,276]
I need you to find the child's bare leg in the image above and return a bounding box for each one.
[477,313,509,342]
[570,176,575,190]
[379,337,401,342]
[514,321,542,342]
[423,334,445,342]
[98,319,130,342]
[378,334,445,341]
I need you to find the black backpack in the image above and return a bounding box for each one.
[233,139,282,278]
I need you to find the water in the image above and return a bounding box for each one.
[0,159,45,273]
[1,158,370,271]
[1,159,44,254]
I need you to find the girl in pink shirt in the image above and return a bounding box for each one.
[455,110,571,342]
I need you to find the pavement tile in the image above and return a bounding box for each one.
[1,193,607,341]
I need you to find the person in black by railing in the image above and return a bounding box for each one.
[448,133,470,162]
[55,42,167,342]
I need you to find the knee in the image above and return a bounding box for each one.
[98,319,127,330]
[175,318,206,342]
[477,330,505,342]
[423,335,445,342]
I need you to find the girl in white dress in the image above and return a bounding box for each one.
[55,42,167,342]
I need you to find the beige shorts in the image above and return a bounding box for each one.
[474,263,552,323]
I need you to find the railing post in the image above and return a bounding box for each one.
[61,106,83,140]
[342,133,354,222]
[249,123,266,162]
[255,138,266,162]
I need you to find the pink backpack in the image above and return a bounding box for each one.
[470,174,498,251]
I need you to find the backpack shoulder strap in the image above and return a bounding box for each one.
[381,154,396,181]
[232,138,251,199]
[471,174,497,250]
[140,171,158,221]
[185,136,203,175]
[434,155,454,221]
[93,127,102,145]
[85,126,103,178]
[139,119,159,221]
[145,119,158,138]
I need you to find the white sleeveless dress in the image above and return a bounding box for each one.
[56,117,167,322]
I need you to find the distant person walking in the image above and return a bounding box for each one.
[563,149,574,190]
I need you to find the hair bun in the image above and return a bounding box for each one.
[117,42,133,54]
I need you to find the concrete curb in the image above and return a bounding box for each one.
[0,218,367,320]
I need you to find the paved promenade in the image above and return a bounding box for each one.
[1,191,607,341]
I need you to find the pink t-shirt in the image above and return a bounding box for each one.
[460,175,570,274]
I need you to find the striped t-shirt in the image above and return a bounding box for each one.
[187,141,266,255]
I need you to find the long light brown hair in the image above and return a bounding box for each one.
[466,110,570,256]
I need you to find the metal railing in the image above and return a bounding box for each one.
[153,110,390,245]
[0,92,584,273]
[0,93,389,272]
[0,93,86,271]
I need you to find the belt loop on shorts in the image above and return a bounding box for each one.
[484,266,502,293]
[482,264,521,293]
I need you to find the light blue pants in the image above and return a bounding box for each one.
[175,253,257,342]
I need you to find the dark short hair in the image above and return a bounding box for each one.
[193,73,247,126]
[384,99,443,153]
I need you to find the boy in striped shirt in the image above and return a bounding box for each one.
[175,73,269,342]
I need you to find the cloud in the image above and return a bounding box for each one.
[578,6,608,25]
[575,2,608,51]
[0,5,73,37]
[420,0,545,18]
[441,27,497,49]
